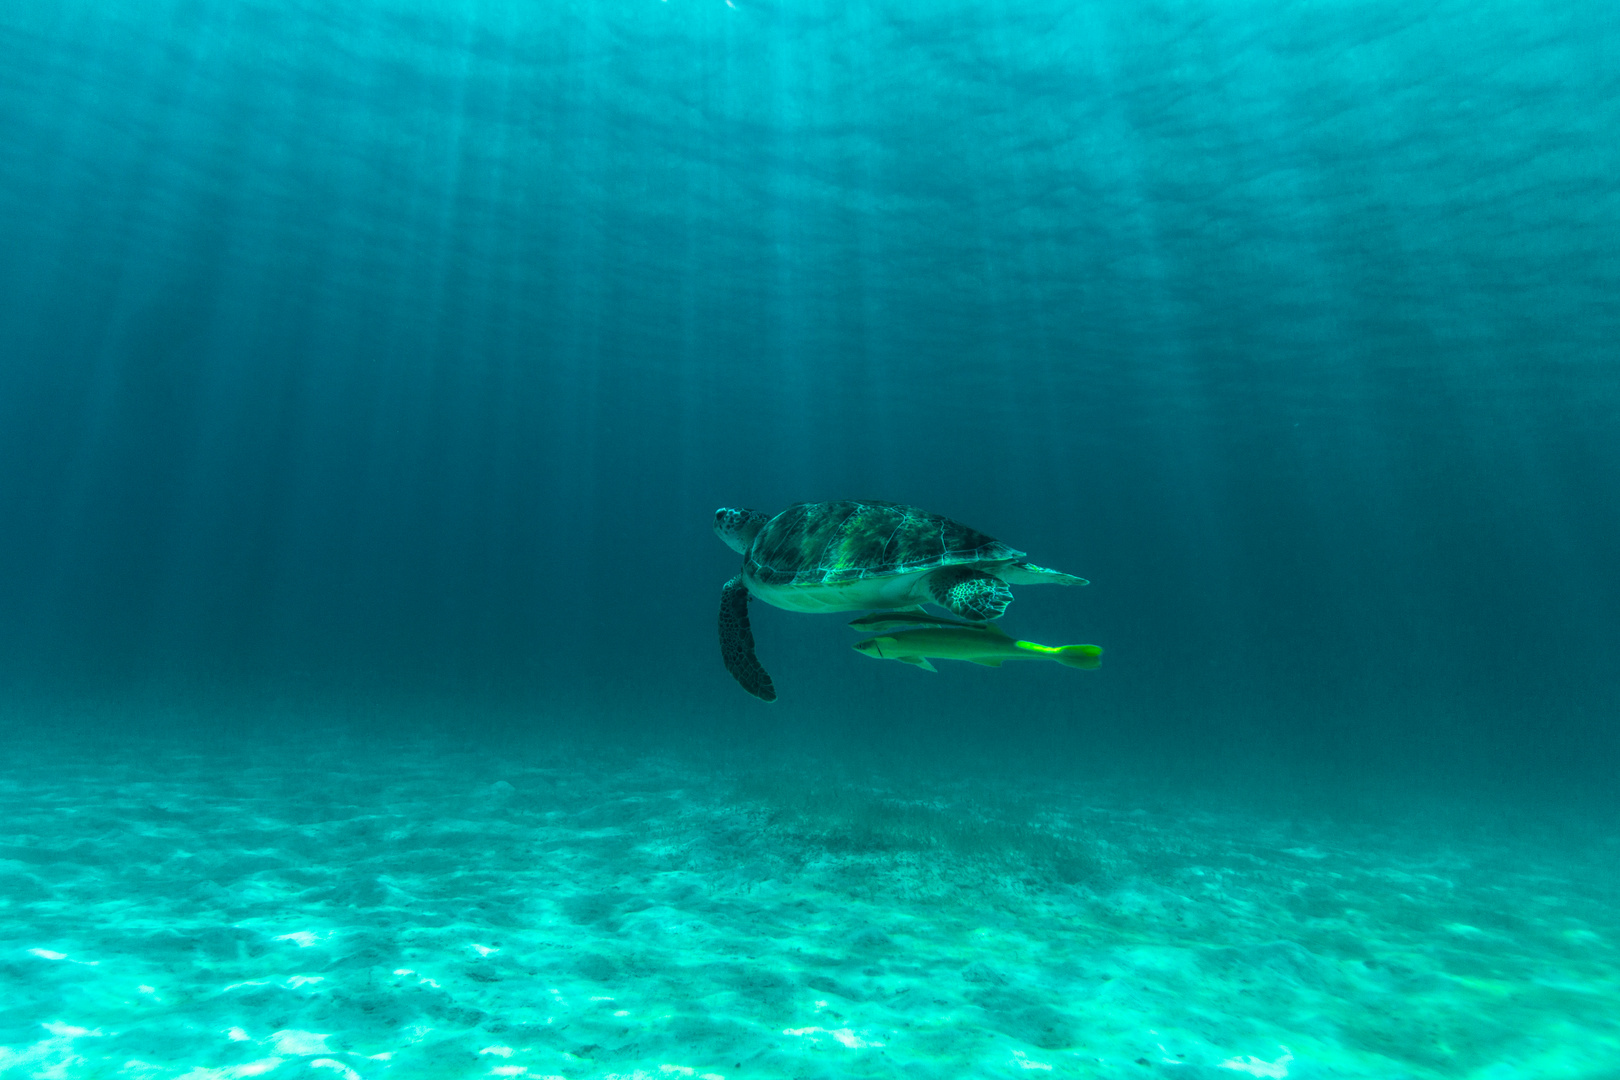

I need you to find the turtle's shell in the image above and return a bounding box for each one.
[746,500,1024,586]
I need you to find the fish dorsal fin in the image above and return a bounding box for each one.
[982,622,1013,638]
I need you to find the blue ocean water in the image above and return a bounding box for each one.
[2,0,1619,1076]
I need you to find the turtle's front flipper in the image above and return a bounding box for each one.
[720,574,776,702]
[927,567,1014,621]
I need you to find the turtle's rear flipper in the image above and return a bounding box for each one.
[928,567,1014,621]
[720,574,776,702]
[1000,562,1088,587]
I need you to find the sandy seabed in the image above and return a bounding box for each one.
[2,725,1618,1079]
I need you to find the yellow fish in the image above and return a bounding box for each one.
[852,624,1102,673]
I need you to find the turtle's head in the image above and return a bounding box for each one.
[715,507,769,554]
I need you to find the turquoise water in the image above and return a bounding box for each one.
[2,0,1619,1074]
[5,725,1618,1078]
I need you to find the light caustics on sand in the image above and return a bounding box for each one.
[4,749,1617,1078]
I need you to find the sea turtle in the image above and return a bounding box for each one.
[714,500,1087,701]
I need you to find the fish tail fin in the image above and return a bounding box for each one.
[1015,641,1102,669]
[1056,644,1103,670]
